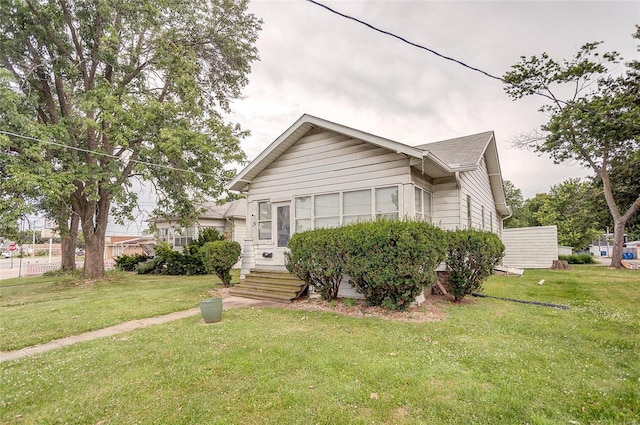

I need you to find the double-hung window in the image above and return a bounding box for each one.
[343,189,371,224]
[414,187,432,223]
[295,196,312,232]
[258,201,272,239]
[375,186,399,219]
[314,193,340,228]
[174,227,194,246]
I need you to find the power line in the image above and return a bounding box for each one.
[0,129,222,179]
[306,0,505,83]
[305,0,639,119]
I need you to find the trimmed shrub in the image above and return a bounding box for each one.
[200,241,242,287]
[343,219,447,310]
[446,230,505,302]
[285,228,347,301]
[151,242,188,275]
[135,259,156,274]
[115,253,151,271]
[559,253,596,264]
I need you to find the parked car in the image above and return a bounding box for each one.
[76,249,85,256]
[1,251,11,258]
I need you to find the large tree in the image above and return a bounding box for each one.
[0,0,260,278]
[532,179,601,250]
[503,27,640,267]
[502,180,525,228]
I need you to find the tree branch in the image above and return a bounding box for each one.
[57,0,89,87]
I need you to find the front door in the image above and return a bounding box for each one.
[274,202,291,265]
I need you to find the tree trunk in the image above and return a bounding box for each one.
[77,192,111,280]
[60,213,79,271]
[609,220,626,268]
[83,231,106,279]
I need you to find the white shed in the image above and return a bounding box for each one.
[502,226,558,269]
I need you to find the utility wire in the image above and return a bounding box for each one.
[305,0,637,116]
[0,129,221,179]
[306,0,505,83]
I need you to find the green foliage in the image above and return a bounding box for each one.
[559,254,597,264]
[534,179,600,250]
[591,149,640,241]
[114,253,151,272]
[199,241,241,287]
[502,180,526,228]
[503,28,640,266]
[134,260,156,275]
[0,0,261,278]
[286,228,347,301]
[286,220,446,308]
[151,243,188,276]
[446,230,505,302]
[343,220,447,310]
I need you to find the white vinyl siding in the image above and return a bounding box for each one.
[459,157,500,233]
[502,226,558,268]
[432,180,459,230]
[247,130,411,200]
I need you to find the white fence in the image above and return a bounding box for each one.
[25,260,116,276]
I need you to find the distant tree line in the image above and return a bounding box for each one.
[503,175,639,251]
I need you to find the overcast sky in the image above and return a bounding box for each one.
[110,0,639,235]
[230,0,638,195]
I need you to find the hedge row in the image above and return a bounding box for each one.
[558,253,596,264]
[286,220,446,310]
[115,229,241,285]
[286,220,504,308]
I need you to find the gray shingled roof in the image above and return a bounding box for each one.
[416,131,494,167]
[200,198,246,219]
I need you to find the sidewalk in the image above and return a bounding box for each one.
[0,297,284,363]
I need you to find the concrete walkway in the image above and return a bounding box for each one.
[0,297,284,363]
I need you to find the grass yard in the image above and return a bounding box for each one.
[1,265,639,424]
[0,271,232,351]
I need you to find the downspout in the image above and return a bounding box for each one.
[455,171,461,228]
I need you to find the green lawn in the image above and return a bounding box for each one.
[0,271,230,351]
[1,266,638,424]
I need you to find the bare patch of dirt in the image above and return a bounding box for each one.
[283,296,448,323]
[209,286,459,322]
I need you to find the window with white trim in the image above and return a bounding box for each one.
[258,201,272,240]
[295,196,312,233]
[314,193,340,228]
[343,189,372,224]
[414,186,432,223]
[157,228,169,242]
[174,227,195,246]
[489,211,493,232]
[375,186,399,219]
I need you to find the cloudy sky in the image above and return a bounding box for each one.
[111,0,639,234]
[230,0,638,195]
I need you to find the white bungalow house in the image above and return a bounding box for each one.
[227,114,511,288]
[153,199,246,250]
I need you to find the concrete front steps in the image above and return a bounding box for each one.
[229,269,307,303]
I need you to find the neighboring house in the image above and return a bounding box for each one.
[105,235,155,260]
[228,114,511,278]
[502,226,559,269]
[153,199,247,250]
